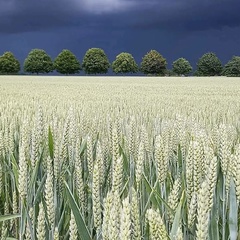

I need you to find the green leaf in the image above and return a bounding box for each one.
[79,139,87,157]
[209,193,219,240]
[33,173,47,204]
[229,179,238,240]
[170,191,185,239]
[142,175,159,217]
[120,145,129,175]
[19,201,27,239]
[48,126,54,159]
[65,182,91,240]
[10,153,19,187]
[0,214,20,222]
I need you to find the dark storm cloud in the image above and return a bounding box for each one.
[0,0,83,33]
[129,0,240,32]
[0,0,144,33]
[0,0,240,34]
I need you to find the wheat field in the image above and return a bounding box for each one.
[0,76,240,240]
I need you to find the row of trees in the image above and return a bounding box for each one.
[0,48,240,76]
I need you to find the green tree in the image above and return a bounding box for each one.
[24,49,54,74]
[193,70,200,76]
[196,52,222,76]
[172,57,192,76]
[54,49,81,75]
[165,69,178,76]
[82,48,110,74]
[0,52,20,74]
[222,56,240,77]
[112,52,138,74]
[140,50,167,75]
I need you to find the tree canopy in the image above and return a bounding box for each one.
[2,47,240,77]
[112,52,138,74]
[24,49,54,74]
[140,50,167,75]
[0,52,20,74]
[82,48,110,74]
[54,50,81,75]
[172,58,192,76]
[222,56,240,77]
[196,52,222,76]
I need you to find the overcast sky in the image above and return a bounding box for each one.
[0,0,240,71]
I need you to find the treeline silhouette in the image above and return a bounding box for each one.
[0,48,239,76]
